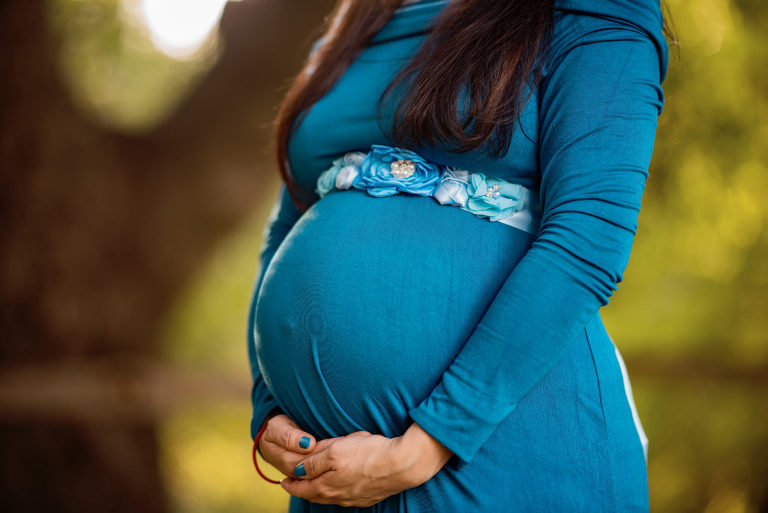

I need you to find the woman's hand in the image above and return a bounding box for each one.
[281,423,453,507]
[258,413,325,477]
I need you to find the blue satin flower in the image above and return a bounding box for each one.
[464,173,524,221]
[316,152,366,198]
[354,144,442,197]
[316,156,345,198]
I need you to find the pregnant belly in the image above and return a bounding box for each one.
[254,190,534,439]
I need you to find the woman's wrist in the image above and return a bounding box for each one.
[390,422,454,487]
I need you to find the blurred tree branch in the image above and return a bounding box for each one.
[0,354,765,427]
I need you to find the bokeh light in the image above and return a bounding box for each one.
[137,0,232,59]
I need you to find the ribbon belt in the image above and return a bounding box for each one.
[315,144,541,235]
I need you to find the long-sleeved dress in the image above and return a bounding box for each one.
[247,0,669,511]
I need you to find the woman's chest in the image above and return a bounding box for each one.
[287,34,541,197]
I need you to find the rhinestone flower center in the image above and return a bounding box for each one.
[391,159,416,179]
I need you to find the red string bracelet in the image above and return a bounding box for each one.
[252,419,281,484]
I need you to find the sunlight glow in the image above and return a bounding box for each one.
[140,0,233,59]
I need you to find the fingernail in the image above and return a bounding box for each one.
[294,463,306,477]
[299,436,310,449]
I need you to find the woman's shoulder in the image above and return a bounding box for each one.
[549,0,668,83]
[553,0,664,39]
[554,0,663,21]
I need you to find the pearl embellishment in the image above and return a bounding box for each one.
[485,183,501,198]
[391,159,416,179]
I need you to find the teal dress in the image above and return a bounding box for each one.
[247,0,668,511]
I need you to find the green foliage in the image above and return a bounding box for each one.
[157,207,272,371]
[159,403,289,513]
[639,378,768,512]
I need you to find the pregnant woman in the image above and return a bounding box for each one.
[247,0,671,511]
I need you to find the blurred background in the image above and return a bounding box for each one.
[0,0,765,511]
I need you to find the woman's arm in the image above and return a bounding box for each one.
[406,11,668,465]
[248,183,303,439]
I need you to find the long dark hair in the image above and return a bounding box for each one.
[274,0,677,212]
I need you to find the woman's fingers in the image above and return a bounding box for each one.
[259,438,308,477]
[292,444,337,479]
[289,431,372,479]
[263,414,316,453]
[257,413,319,477]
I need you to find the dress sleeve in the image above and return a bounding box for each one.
[406,12,667,464]
[248,183,303,439]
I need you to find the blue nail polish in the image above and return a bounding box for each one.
[299,436,310,449]
[294,463,306,477]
